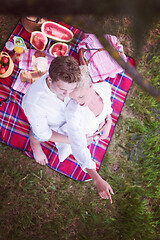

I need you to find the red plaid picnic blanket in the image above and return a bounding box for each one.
[0,19,135,181]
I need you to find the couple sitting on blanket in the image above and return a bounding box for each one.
[22,56,114,203]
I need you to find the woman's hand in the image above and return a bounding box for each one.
[93,117,112,141]
[86,134,94,145]
[86,168,114,203]
[95,178,114,203]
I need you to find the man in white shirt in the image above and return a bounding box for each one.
[22,56,80,165]
[22,57,114,202]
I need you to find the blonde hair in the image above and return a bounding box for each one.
[75,65,92,90]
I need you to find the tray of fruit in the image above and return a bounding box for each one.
[0,52,14,78]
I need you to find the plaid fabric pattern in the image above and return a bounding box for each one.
[77,33,126,82]
[19,49,53,71]
[0,19,135,181]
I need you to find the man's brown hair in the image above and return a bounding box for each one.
[49,56,81,83]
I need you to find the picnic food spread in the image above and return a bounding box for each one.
[30,21,73,53]
[1,18,74,83]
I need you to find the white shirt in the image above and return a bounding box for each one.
[22,73,70,141]
[56,81,112,171]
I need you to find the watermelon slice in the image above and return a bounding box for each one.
[49,42,68,57]
[30,31,48,51]
[41,21,73,42]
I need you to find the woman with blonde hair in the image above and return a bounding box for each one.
[56,65,114,202]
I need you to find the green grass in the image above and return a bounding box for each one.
[0,15,160,240]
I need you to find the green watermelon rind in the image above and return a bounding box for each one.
[30,31,48,51]
[49,42,68,57]
[41,21,73,42]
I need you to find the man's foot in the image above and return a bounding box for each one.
[30,141,48,165]
[29,130,48,165]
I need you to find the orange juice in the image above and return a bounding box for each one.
[14,45,24,54]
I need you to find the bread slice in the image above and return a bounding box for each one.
[20,70,47,83]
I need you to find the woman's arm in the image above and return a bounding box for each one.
[86,168,114,203]
[65,101,114,201]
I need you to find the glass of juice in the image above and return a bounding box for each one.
[13,36,27,61]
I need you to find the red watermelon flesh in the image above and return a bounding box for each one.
[30,31,48,51]
[42,21,73,42]
[49,42,68,57]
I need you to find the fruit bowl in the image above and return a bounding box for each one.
[0,52,14,78]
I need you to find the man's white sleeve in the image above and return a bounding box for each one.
[22,102,52,141]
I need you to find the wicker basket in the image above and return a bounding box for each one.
[0,52,14,78]
[79,48,105,66]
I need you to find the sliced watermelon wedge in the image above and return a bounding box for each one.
[49,42,68,57]
[41,21,73,42]
[30,31,48,51]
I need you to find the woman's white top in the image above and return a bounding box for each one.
[56,81,112,172]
